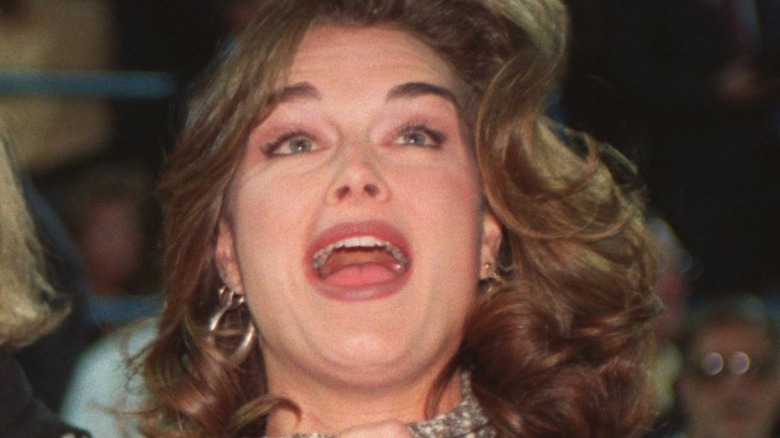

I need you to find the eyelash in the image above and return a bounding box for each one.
[397,122,446,148]
[260,122,446,157]
[262,130,314,157]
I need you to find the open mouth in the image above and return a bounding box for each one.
[312,235,409,286]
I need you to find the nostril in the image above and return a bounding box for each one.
[330,182,382,203]
[336,186,350,199]
[364,183,379,196]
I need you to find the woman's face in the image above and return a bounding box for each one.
[216,26,502,392]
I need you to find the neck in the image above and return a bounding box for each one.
[265,365,462,436]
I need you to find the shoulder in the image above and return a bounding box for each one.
[0,352,91,438]
[0,399,91,438]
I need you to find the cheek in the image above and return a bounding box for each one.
[406,166,483,228]
[230,178,313,283]
[401,165,485,279]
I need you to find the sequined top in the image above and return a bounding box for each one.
[275,373,495,438]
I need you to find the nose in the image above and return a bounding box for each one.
[325,143,389,205]
[722,373,749,389]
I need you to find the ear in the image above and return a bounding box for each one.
[479,208,503,280]
[215,217,244,294]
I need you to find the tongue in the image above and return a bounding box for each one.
[319,249,405,287]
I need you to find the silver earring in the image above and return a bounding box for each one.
[482,262,502,295]
[208,286,257,364]
[482,262,500,280]
[482,262,492,278]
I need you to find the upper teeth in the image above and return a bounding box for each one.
[312,235,408,269]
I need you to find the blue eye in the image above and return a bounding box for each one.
[264,132,316,156]
[395,125,444,148]
[284,138,314,154]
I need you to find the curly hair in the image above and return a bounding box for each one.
[142,0,661,436]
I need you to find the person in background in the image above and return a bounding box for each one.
[674,294,780,438]
[58,163,162,340]
[60,319,156,438]
[0,128,90,437]
[139,0,661,436]
[644,214,693,437]
[13,168,94,412]
[57,164,162,438]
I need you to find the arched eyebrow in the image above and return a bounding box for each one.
[272,82,321,103]
[273,81,461,108]
[387,82,462,111]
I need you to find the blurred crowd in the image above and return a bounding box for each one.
[0,0,778,437]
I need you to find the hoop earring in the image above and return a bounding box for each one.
[208,286,257,364]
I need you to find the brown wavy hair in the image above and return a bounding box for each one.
[142,0,662,436]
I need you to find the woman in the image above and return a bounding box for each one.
[142,0,661,436]
[0,130,90,437]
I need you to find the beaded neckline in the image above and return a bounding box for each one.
[274,372,494,438]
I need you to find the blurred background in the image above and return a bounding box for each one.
[561,0,780,304]
[1,0,778,435]
[1,0,260,419]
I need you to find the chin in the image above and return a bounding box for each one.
[327,333,412,365]
[317,333,443,384]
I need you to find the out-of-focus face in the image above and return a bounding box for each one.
[681,322,780,438]
[79,198,144,295]
[216,26,501,395]
[651,228,690,342]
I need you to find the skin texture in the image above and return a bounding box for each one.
[338,420,413,437]
[215,26,502,436]
[680,322,780,438]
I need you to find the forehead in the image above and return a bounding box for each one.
[287,25,463,95]
[693,322,771,355]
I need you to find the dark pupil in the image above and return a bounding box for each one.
[408,132,426,144]
[291,139,310,152]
